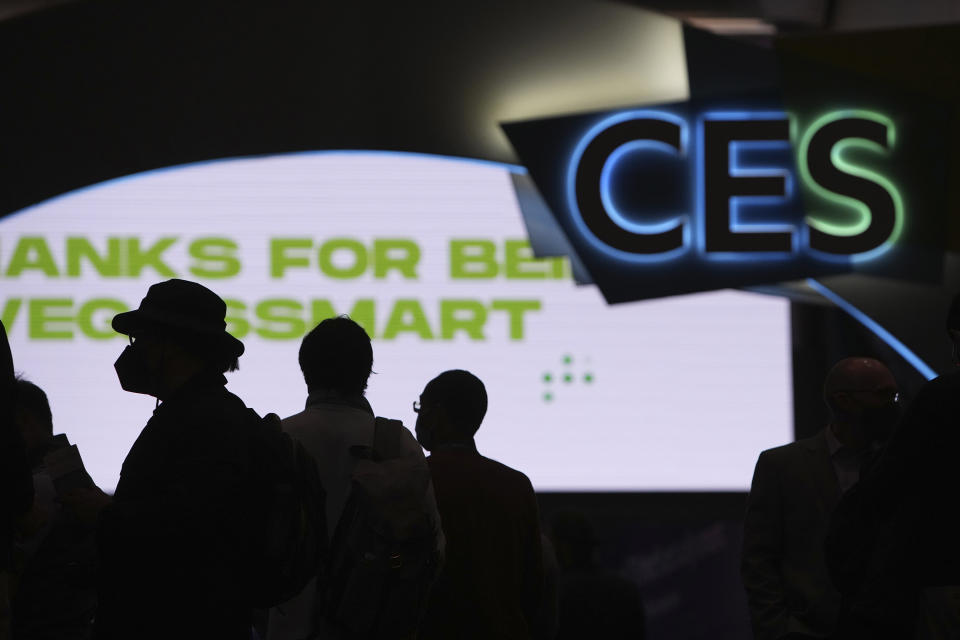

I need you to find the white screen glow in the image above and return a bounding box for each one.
[0,153,793,492]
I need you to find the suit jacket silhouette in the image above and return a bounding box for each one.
[742,430,843,640]
[420,443,544,640]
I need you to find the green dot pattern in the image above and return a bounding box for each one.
[542,356,594,402]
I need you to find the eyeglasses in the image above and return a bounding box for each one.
[128,333,158,346]
[412,400,434,414]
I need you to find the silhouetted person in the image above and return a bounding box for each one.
[61,279,256,640]
[415,369,544,640]
[742,357,899,640]
[827,294,960,639]
[551,511,645,640]
[0,319,33,640]
[12,378,98,640]
[268,316,442,640]
[15,379,59,469]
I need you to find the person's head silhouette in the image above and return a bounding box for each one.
[414,369,487,451]
[111,279,243,400]
[823,357,899,449]
[298,316,373,397]
[14,378,52,460]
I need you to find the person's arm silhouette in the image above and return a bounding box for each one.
[520,477,545,633]
[742,452,791,639]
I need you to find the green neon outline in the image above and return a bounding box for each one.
[797,109,904,255]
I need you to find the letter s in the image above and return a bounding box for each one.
[803,114,900,256]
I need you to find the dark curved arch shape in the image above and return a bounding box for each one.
[0,0,670,219]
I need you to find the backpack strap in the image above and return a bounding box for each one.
[247,407,282,431]
[372,417,405,461]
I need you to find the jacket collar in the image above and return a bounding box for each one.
[430,438,478,454]
[155,370,227,413]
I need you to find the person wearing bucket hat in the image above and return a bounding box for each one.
[62,279,258,640]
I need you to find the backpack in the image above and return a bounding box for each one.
[247,410,328,609]
[318,417,441,639]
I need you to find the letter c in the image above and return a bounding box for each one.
[573,117,687,255]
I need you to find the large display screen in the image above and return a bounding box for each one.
[0,153,792,492]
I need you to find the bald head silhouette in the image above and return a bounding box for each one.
[823,357,899,449]
[824,358,896,403]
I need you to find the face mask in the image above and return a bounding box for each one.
[861,403,900,442]
[415,422,433,451]
[114,344,160,396]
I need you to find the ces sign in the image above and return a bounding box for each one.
[569,110,901,262]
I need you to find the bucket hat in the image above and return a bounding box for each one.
[112,279,244,358]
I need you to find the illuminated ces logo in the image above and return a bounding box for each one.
[568,109,901,263]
